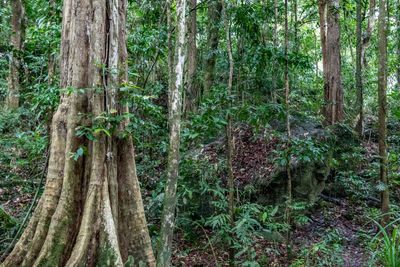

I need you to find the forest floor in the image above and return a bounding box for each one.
[0,126,380,266]
[170,198,372,266]
[0,183,374,266]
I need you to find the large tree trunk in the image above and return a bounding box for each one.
[2,1,155,266]
[203,0,222,97]
[157,0,186,266]
[322,0,344,124]
[7,0,25,110]
[377,0,390,225]
[318,0,328,95]
[184,0,198,115]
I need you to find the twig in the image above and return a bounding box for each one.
[197,223,218,267]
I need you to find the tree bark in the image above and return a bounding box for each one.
[355,0,363,135]
[7,0,25,110]
[322,0,345,125]
[318,0,328,94]
[203,0,222,97]
[221,0,235,264]
[2,1,155,266]
[157,0,186,266]
[377,0,390,225]
[184,0,198,115]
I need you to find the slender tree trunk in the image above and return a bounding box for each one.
[167,1,174,107]
[157,0,186,266]
[7,0,25,110]
[203,0,222,96]
[184,0,198,115]
[284,0,292,259]
[322,0,344,124]
[356,0,376,134]
[221,0,235,264]
[361,0,376,68]
[377,0,390,225]
[47,0,56,87]
[271,0,279,102]
[2,1,155,266]
[355,0,363,135]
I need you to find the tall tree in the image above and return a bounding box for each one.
[377,0,390,225]
[355,0,363,135]
[221,0,235,264]
[157,0,186,265]
[184,0,198,114]
[203,0,222,96]
[284,0,293,258]
[3,0,155,266]
[320,0,345,124]
[6,0,25,110]
[356,0,377,134]
[318,0,328,96]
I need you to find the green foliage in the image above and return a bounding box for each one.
[182,87,232,145]
[365,217,400,267]
[0,109,47,169]
[292,229,345,266]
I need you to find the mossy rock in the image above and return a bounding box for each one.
[256,126,333,204]
[263,152,332,203]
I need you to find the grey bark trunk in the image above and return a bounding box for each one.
[157,0,186,266]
